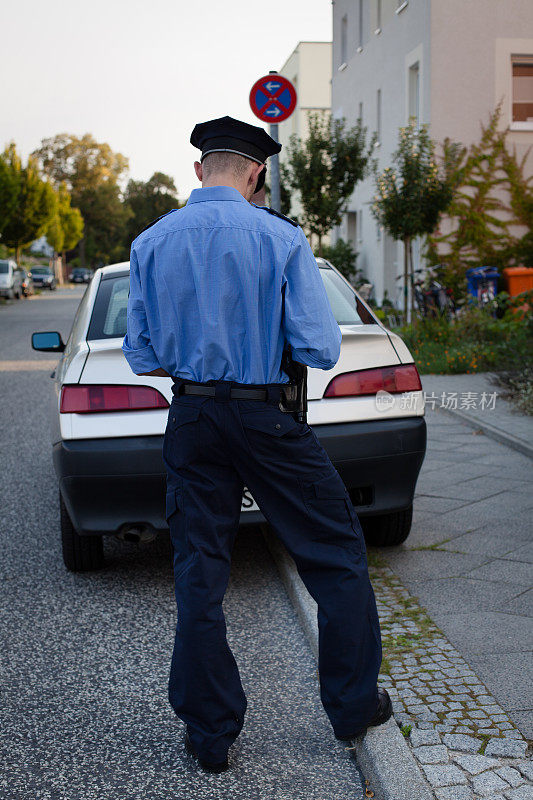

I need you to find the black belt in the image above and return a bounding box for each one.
[182,384,269,400]
[171,379,298,402]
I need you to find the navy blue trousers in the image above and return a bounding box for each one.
[163,380,382,763]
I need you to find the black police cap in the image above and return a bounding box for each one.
[190,116,281,165]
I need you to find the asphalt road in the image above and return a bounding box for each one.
[0,289,364,799]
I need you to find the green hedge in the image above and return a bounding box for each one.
[392,301,533,375]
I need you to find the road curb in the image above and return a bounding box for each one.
[263,527,434,800]
[434,405,533,459]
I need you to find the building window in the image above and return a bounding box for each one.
[346,211,357,250]
[376,89,382,144]
[512,56,533,127]
[358,0,364,50]
[408,62,420,124]
[340,15,348,66]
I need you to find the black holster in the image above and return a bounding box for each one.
[279,349,308,423]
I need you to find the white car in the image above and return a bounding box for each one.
[32,260,426,571]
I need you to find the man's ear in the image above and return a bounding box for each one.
[251,163,265,190]
[194,161,203,182]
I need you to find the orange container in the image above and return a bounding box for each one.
[503,266,533,296]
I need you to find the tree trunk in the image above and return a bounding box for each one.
[15,245,21,266]
[61,251,67,283]
[317,234,323,257]
[403,236,410,322]
[79,237,86,267]
[409,238,416,320]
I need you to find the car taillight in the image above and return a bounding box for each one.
[324,364,422,398]
[60,384,169,413]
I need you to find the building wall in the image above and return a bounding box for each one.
[431,1,533,177]
[331,0,431,303]
[332,0,533,305]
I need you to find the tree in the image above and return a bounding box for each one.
[46,183,84,281]
[0,146,20,236]
[501,140,533,269]
[315,238,359,283]
[372,121,453,317]
[283,111,375,254]
[124,172,179,245]
[32,133,128,196]
[79,182,132,265]
[427,105,533,296]
[32,133,129,266]
[0,144,57,264]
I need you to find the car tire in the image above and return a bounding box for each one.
[362,504,413,547]
[60,494,104,571]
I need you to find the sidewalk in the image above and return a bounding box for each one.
[268,380,532,799]
[421,372,533,458]
[268,529,531,800]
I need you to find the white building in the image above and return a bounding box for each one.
[331,0,533,305]
[278,41,332,228]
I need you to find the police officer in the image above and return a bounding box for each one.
[122,116,391,774]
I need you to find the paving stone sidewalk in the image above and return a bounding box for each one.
[421,372,533,457]
[369,557,532,799]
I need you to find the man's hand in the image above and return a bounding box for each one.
[138,367,170,377]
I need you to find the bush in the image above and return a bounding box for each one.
[316,238,358,283]
[494,368,533,415]
[394,304,533,375]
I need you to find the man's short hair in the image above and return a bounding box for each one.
[201,151,253,180]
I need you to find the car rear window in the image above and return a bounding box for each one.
[88,275,129,339]
[88,267,375,341]
[0,261,9,274]
[319,267,374,325]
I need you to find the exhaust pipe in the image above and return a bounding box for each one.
[117,525,157,544]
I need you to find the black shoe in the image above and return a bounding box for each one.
[336,687,393,741]
[184,732,229,774]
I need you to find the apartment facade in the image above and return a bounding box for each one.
[331,0,533,305]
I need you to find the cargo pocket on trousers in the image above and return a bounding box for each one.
[299,469,363,555]
[165,489,180,523]
[165,483,192,578]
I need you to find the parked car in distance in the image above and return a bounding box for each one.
[29,265,56,290]
[0,259,24,299]
[32,259,426,572]
[69,267,92,284]
[19,270,34,297]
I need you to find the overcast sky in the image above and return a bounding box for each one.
[2,0,332,199]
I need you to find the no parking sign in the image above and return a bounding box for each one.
[249,74,297,123]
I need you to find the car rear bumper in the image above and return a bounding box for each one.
[54,416,426,536]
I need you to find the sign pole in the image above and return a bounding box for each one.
[269,122,281,213]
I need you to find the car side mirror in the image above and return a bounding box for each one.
[31,331,65,352]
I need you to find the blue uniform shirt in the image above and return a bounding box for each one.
[122,186,341,383]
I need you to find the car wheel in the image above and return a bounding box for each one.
[362,504,413,547]
[60,493,104,571]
